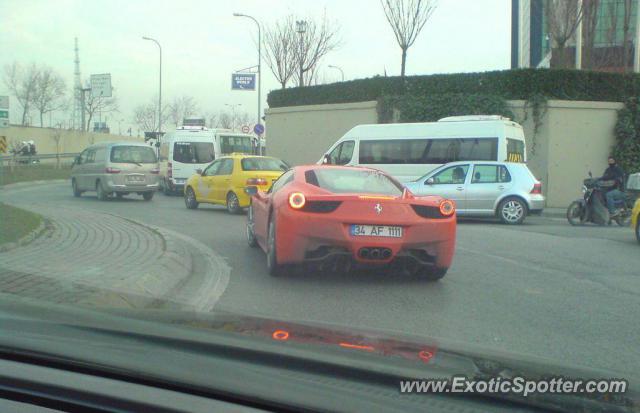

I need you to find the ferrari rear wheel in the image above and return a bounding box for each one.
[418,266,448,281]
[267,218,286,276]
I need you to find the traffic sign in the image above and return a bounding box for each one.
[0,136,7,154]
[241,125,250,133]
[253,123,264,135]
[90,73,112,97]
[231,73,256,91]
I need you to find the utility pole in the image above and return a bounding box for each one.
[296,20,307,87]
[575,0,583,69]
[143,36,162,152]
[73,38,83,130]
[635,1,640,73]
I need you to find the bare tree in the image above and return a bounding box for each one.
[236,111,251,128]
[264,15,298,88]
[381,0,438,77]
[85,94,118,131]
[133,102,158,133]
[3,62,40,126]
[292,12,341,87]
[217,111,233,129]
[581,0,600,69]
[202,111,218,129]
[32,66,67,127]
[546,0,585,68]
[168,95,199,126]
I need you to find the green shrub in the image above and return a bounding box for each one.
[612,98,640,174]
[268,69,640,108]
[377,93,514,123]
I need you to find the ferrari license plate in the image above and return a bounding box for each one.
[350,225,403,238]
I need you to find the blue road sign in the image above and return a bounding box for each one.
[231,73,256,91]
[253,123,265,135]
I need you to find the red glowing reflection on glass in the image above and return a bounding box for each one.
[418,350,434,362]
[272,330,290,340]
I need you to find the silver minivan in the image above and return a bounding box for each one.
[405,161,545,224]
[71,142,159,201]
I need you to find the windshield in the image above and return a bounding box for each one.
[2,1,639,410]
[241,157,288,171]
[306,168,404,196]
[110,146,157,163]
[173,142,214,164]
[220,135,252,155]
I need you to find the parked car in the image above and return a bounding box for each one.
[245,165,457,279]
[404,161,544,225]
[71,142,159,201]
[184,154,288,214]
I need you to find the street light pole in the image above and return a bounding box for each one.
[143,36,162,150]
[328,65,344,82]
[296,20,307,87]
[233,13,262,149]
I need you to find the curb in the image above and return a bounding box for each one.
[0,179,68,191]
[0,218,50,253]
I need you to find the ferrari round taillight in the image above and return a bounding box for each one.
[439,200,455,216]
[288,192,306,209]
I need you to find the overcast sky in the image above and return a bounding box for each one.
[0,0,511,134]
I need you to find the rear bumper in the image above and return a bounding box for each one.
[528,196,545,214]
[105,180,158,193]
[275,208,456,270]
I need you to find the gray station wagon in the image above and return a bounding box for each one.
[405,161,545,224]
[71,142,159,201]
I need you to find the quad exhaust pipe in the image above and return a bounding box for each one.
[358,247,392,260]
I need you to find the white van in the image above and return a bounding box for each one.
[320,115,527,182]
[158,126,256,194]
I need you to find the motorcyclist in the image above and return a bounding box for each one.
[601,156,625,216]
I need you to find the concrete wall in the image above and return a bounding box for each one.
[1,126,143,155]
[265,99,623,208]
[265,101,378,165]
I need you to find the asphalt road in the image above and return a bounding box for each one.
[3,182,640,379]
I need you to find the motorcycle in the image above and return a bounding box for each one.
[566,172,634,226]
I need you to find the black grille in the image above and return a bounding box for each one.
[411,204,445,219]
[303,201,342,213]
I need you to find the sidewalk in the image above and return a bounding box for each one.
[0,202,206,310]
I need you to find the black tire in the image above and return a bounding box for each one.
[116,193,125,199]
[417,267,448,281]
[142,192,154,201]
[226,192,241,214]
[614,212,631,227]
[498,197,528,225]
[96,180,108,201]
[566,201,585,226]
[246,204,258,248]
[184,187,199,209]
[72,179,82,197]
[266,217,286,276]
[636,219,640,244]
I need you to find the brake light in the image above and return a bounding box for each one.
[531,183,542,194]
[247,178,267,185]
[439,200,455,216]
[105,167,120,174]
[168,162,172,178]
[150,168,159,174]
[288,192,306,209]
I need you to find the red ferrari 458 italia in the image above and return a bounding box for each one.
[245,165,456,279]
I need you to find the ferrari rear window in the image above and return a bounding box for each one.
[306,168,403,196]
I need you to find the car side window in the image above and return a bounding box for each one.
[203,160,221,176]
[430,165,469,185]
[85,150,96,164]
[78,150,89,164]
[471,165,510,184]
[270,170,294,194]
[336,140,355,165]
[327,143,343,165]
[216,159,234,176]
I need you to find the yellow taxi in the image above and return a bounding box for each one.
[184,154,288,213]
[632,198,640,244]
